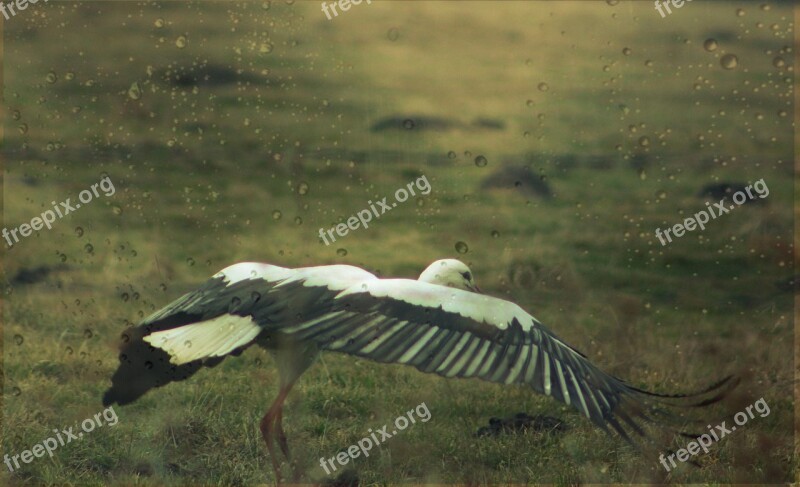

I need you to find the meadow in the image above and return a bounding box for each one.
[2,1,796,485]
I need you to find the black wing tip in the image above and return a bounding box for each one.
[102,386,138,407]
[101,389,117,407]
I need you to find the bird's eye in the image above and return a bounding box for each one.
[462,271,472,281]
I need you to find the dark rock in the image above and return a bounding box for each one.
[156,63,267,88]
[371,115,506,132]
[11,264,69,285]
[471,118,505,130]
[480,165,552,198]
[697,182,766,204]
[322,469,359,487]
[371,115,458,132]
[475,412,567,437]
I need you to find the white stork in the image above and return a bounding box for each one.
[103,259,733,481]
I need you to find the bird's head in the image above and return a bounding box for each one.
[418,259,480,293]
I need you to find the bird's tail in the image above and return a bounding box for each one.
[102,312,261,407]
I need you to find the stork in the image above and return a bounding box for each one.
[103,259,734,482]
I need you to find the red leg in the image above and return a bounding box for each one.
[274,408,302,483]
[260,384,293,483]
[275,407,291,460]
[261,339,320,484]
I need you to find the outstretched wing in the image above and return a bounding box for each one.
[103,262,376,406]
[278,278,730,441]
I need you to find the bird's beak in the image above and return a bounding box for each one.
[471,284,482,294]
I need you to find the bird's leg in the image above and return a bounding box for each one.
[260,383,293,484]
[274,407,291,460]
[261,337,320,483]
[274,407,302,483]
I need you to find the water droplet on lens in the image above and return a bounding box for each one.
[18,123,28,134]
[337,248,347,256]
[447,151,456,159]
[455,241,469,254]
[65,346,73,355]
[84,328,93,338]
[491,230,500,238]
[272,210,282,220]
[121,333,130,343]
[297,182,309,195]
[112,205,123,215]
[175,35,188,48]
[46,71,57,84]
[294,216,303,225]
[12,110,20,120]
[387,27,400,41]
[638,136,650,147]
[128,82,142,100]
[537,82,549,92]
[154,18,165,28]
[13,334,23,345]
[474,155,488,167]
[403,119,415,130]
[144,361,154,369]
[703,39,718,52]
[622,47,632,56]
[720,54,738,69]
[121,293,129,302]
[186,257,195,266]
[12,387,21,396]
[75,226,84,237]
[772,56,785,68]
[84,243,93,253]
[184,340,192,348]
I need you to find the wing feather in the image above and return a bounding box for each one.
[275,277,725,442]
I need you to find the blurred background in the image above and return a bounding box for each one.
[2,1,796,484]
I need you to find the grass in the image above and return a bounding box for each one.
[2,0,795,485]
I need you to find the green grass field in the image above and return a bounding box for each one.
[2,1,796,484]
